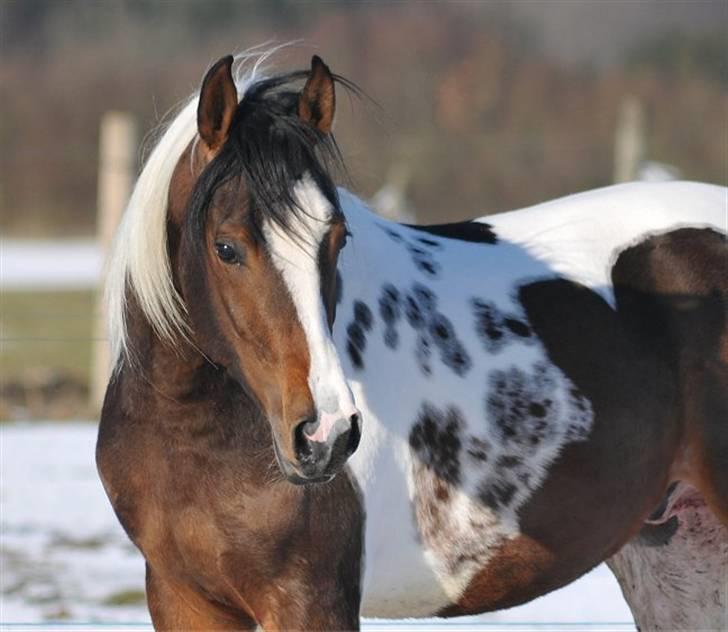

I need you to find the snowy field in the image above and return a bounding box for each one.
[0,241,101,291]
[0,422,635,628]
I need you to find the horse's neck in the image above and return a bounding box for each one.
[110,295,268,447]
[121,293,206,398]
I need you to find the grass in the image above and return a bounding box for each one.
[50,534,109,550]
[0,289,99,388]
[102,589,147,607]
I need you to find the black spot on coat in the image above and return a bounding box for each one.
[478,479,517,510]
[379,284,401,349]
[416,237,443,249]
[408,245,440,278]
[416,334,432,376]
[467,436,491,462]
[347,341,363,369]
[411,284,437,312]
[353,301,373,330]
[409,403,464,485]
[405,221,498,245]
[405,295,426,329]
[472,298,533,354]
[486,363,559,453]
[346,302,374,370]
[347,322,366,352]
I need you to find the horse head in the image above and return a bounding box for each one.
[168,55,360,483]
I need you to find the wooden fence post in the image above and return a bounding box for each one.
[614,96,645,184]
[90,111,137,413]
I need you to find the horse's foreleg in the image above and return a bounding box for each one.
[257,579,361,632]
[259,603,360,631]
[145,564,257,632]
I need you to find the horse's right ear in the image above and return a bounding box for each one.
[197,55,238,155]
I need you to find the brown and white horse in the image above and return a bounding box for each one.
[97,51,728,631]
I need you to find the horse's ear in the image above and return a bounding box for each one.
[298,55,336,134]
[197,55,238,153]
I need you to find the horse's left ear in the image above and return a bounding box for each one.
[298,55,336,134]
[197,55,238,154]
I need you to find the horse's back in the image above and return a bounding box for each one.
[487,181,725,234]
[485,181,726,295]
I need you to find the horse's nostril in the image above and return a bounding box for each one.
[301,418,319,437]
[294,418,316,460]
[293,411,361,472]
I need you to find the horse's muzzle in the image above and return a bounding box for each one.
[278,412,361,484]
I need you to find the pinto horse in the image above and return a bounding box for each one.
[97,51,728,631]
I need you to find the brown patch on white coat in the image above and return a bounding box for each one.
[435,229,728,618]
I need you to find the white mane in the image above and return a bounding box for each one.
[106,47,286,368]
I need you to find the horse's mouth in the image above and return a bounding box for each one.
[283,470,336,486]
[271,435,337,485]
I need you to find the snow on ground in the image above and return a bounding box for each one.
[1,423,144,623]
[0,423,635,627]
[0,241,101,290]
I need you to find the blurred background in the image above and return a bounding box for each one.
[0,0,726,625]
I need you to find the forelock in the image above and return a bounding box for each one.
[187,73,348,253]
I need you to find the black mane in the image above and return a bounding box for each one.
[188,70,356,247]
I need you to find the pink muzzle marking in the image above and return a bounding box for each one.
[304,411,342,443]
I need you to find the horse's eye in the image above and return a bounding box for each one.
[215,242,241,264]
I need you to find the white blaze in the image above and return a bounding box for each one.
[263,176,358,438]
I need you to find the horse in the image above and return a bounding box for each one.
[96,50,728,631]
